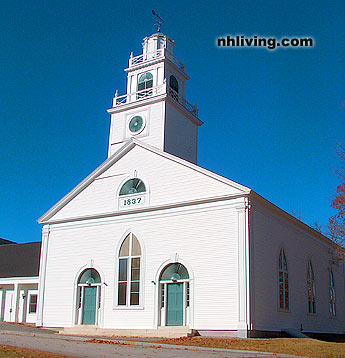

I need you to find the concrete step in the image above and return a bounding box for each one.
[58,325,193,338]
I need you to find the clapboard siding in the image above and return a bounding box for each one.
[109,101,165,156]
[164,102,198,163]
[50,145,243,221]
[251,200,345,334]
[42,200,239,329]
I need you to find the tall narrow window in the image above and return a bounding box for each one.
[117,233,142,306]
[278,248,289,310]
[137,72,153,98]
[329,270,336,317]
[169,75,179,100]
[307,261,316,314]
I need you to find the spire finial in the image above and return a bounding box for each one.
[152,10,164,32]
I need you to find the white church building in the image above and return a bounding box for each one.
[8,31,344,337]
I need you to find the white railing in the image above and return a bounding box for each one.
[112,84,198,118]
[129,49,185,72]
[112,84,166,107]
[168,87,198,117]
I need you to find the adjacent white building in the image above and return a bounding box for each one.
[0,241,40,324]
[3,32,343,337]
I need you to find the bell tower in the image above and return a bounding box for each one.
[107,32,203,164]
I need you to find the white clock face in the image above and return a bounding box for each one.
[128,115,144,134]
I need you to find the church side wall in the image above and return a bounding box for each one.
[250,200,345,334]
[41,200,240,330]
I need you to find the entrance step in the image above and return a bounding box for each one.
[58,325,193,338]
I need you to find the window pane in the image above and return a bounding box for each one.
[118,282,127,305]
[161,285,165,308]
[160,263,189,280]
[170,75,179,93]
[130,293,139,305]
[119,235,130,256]
[284,273,289,309]
[119,259,128,281]
[29,294,38,313]
[132,235,141,256]
[131,282,139,293]
[79,268,101,284]
[130,282,139,305]
[131,258,140,280]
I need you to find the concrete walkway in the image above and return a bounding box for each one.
[0,323,301,358]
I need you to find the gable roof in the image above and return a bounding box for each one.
[0,242,41,278]
[38,139,251,223]
[0,238,16,245]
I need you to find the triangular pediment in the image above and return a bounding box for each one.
[38,139,251,223]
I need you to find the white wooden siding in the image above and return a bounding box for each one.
[109,101,165,156]
[41,200,240,329]
[250,200,345,334]
[50,145,244,222]
[164,102,198,163]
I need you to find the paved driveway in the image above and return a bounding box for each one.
[0,323,297,358]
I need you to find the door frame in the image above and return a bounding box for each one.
[159,280,190,327]
[77,284,101,325]
[154,260,194,329]
[4,291,14,322]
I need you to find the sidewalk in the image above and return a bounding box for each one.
[0,322,302,358]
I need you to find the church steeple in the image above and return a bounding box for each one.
[107,32,202,164]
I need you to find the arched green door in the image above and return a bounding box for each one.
[166,283,183,326]
[82,286,97,324]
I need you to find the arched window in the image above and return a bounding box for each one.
[169,75,179,93]
[329,270,336,316]
[160,263,189,281]
[79,268,101,285]
[169,75,179,100]
[119,178,146,196]
[278,248,289,310]
[117,233,142,306]
[137,72,153,98]
[307,261,316,314]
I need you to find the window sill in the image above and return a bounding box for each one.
[307,312,317,317]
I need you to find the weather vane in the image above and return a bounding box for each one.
[152,10,164,32]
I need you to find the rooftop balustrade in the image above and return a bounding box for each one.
[128,49,185,73]
[112,83,198,118]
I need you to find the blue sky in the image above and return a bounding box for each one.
[1,0,344,243]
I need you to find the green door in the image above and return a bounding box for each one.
[82,286,97,325]
[166,283,184,326]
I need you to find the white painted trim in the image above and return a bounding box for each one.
[36,225,50,327]
[0,277,39,285]
[40,192,248,225]
[236,199,250,337]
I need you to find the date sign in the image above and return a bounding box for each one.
[119,195,145,210]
